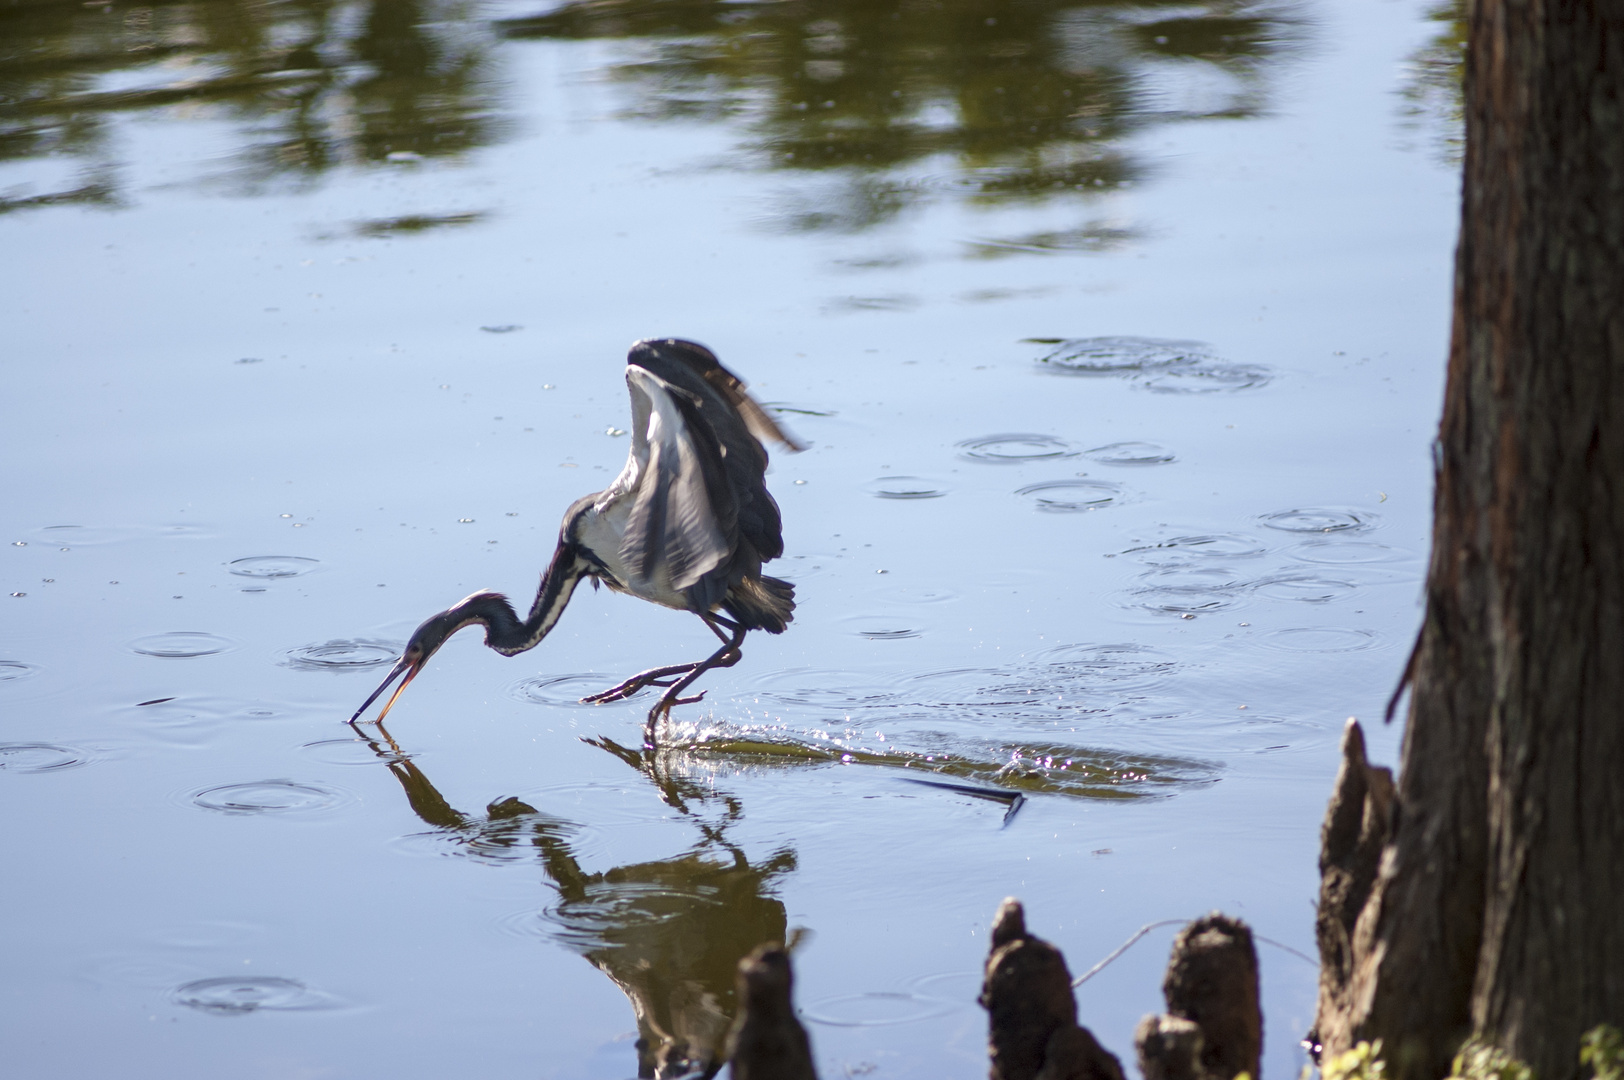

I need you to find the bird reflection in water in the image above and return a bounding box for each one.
[355,722,798,1079]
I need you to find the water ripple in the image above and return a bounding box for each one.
[957,433,1076,464]
[171,976,339,1014]
[227,556,320,579]
[1260,508,1374,534]
[130,632,236,658]
[511,673,635,706]
[1084,441,1175,465]
[34,524,212,546]
[189,780,352,815]
[864,476,949,500]
[0,660,41,682]
[1030,643,1177,689]
[745,669,902,709]
[1253,572,1361,603]
[1262,627,1380,652]
[394,808,589,868]
[1038,336,1212,374]
[0,742,92,772]
[1290,540,1410,564]
[281,640,399,671]
[1016,479,1124,512]
[1126,533,1269,561]
[1142,364,1272,394]
[298,738,413,766]
[1036,337,1271,393]
[804,991,957,1028]
[843,615,922,640]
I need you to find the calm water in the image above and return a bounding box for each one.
[1,0,1458,1075]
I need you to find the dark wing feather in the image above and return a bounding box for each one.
[619,366,732,596]
[626,339,797,570]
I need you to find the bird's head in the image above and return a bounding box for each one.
[349,593,504,724]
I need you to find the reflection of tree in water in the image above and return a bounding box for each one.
[498,0,1303,236]
[4,0,1300,230]
[365,727,794,1080]
[1398,0,1466,164]
[0,0,499,211]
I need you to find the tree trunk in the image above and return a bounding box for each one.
[1313,1,1624,1077]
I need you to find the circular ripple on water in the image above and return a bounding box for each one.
[0,660,41,682]
[1036,336,1215,374]
[1138,566,1251,592]
[510,673,634,706]
[130,632,235,658]
[1260,508,1374,534]
[1135,594,1244,616]
[747,668,902,709]
[1141,364,1272,394]
[1084,441,1175,466]
[35,524,138,546]
[1130,533,1270,563]
[281,640,399,671]
[1131,567,1249,616]
[171,976,338,1014]
[0,742,91,772]
[956,433,1076,464]
[227,556,320,579]
[1016,479,1124,512]
[864,476,949,500]
[1262,628,1380,652]
[189,780,352,815]
[843,615,922,641]
[298,738,412,766]
[1030,643,1177,690]
[1290,540,1410,564]
[1253,572,1361,604]
[803,991,957,1028]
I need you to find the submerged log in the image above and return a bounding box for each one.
[1135,915,1262,1080]
[981,897,1127,1080]
[726,944,817,1080]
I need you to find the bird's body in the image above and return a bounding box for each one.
[352,339,801,744]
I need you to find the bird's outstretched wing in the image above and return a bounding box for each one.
[616,339,799,606]
[619,364,731,593]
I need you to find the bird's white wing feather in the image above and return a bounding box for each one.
[618,367,729,593]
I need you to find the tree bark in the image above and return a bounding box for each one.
[1313,0,1624,1077]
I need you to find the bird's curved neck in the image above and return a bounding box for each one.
[456,541,586,657]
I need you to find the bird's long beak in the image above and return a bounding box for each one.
[351,654,422,724]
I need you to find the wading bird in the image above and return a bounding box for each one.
[351,338,802,746]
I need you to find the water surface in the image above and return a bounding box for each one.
[1,0,1456,1075]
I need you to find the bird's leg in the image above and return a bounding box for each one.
[643,616,747,748]
[581,661,705,705]
[580,616,746,705]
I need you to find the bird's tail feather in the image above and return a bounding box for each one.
[723,574,796,634]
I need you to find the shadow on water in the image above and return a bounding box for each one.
[353,714,1209,1076]
[3,0,1305,230]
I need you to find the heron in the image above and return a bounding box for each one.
[350,338,803,746]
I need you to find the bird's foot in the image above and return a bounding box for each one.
[581,662,702,704]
